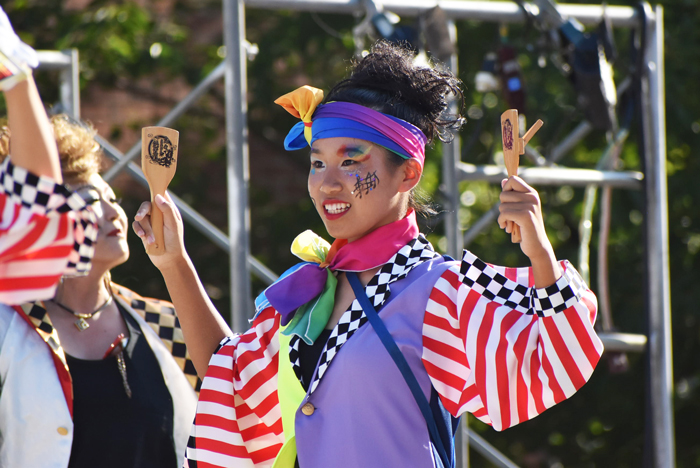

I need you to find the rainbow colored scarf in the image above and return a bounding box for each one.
[254,211,419,344]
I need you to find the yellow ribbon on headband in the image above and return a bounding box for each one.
[274,85,324,145]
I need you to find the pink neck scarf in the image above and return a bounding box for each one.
[325,210,419,272]
[262,211,420,327]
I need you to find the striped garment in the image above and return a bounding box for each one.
[185,243,602,468]
[187,307,283,468]
[422,251,601,431]
[0,158,97,304]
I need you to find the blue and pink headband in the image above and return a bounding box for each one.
[275,85,427,168]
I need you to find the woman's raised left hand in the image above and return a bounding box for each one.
[132,191,188,271]
[499,176,561,287]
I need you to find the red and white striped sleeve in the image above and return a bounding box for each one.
[0,157,97,304]
[422,250,602,431]
[185,306,284,468]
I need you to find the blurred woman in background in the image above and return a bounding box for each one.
[0,113,199,467]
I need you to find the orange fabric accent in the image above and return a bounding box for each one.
[274,86,325,145]
[318,238,348,269]
[274,85,324,121]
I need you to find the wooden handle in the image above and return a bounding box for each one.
[142,126,179,256]
[512,118,542,243]
[510,215,522,243]
[501,109,520,178]
[150,196,166,254]
[501,110,521,243]
[522,119,544,147]
[510,222,522,243]
[501,112,544,244]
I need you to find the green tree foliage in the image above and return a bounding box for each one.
[3,0,699,466]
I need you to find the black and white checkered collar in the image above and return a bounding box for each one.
[288,234,440,393]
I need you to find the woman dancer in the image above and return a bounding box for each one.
[0,7,96,304]
[134,41,603,468]
[0,115,198,467]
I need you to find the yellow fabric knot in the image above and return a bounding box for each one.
[274,85,325,145]
[290,229,330,264]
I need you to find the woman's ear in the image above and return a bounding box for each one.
[398,158,422,193]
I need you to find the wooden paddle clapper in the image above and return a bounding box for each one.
[500,109,543,243]
[141,126,179,255]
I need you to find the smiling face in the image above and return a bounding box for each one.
[308,137,421,242]
[70,173,130,270]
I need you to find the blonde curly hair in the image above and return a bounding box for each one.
[0,114,103,183]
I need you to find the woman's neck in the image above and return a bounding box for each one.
[54,267,112,314]
[347,203,408,243]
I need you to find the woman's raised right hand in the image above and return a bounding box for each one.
[132,191,188,270]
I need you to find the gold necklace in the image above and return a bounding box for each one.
[51,294,114,331]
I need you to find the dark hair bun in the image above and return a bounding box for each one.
[325,40,464,144]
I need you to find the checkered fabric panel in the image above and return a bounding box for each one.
[460,251,532,314]
[532,261,586,317]
[23,302,53,333]
[17,302,67,365]
[1,158,70,214]
[64,215,98,276]
[59,188,98,277]
[289,335,303,384]
[1,158,98,277]
[460,252,587,317]
[304,235,441,394]
[113,284,200,392]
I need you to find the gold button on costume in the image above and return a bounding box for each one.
[301,402,315,416]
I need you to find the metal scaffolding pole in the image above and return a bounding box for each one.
[60,49,80,119]
[442,23,464,265]
[224,0,254,332]
[36,49,80,118]
[458,164,644,188]
[468,430,520,468]
[645,6,675,467]
[244,0,639,27]
[439,20,469,468]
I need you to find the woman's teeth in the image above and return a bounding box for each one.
[325,203,350,214]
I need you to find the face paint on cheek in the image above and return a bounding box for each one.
[365,171,380,192]
[353,174,362,198]
[311,168,316,175]
[353,171,380,198]
[311,197,317,207]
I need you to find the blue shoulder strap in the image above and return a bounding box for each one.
[346,271,452,467]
